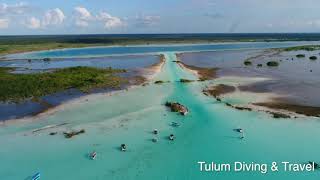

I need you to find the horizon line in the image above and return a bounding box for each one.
[2,32,320,37]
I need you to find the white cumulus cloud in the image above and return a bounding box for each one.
[134,15,160,27]
[0,18,9,29]
[74,6,92,27]
[24,8,66,29]
[0,2,30,29]
[74,7,92,19]
[0,2,29,15]
[42,8,65,26]
[73,7,124,29]
[97,12,124,29]
[26,17,41,29]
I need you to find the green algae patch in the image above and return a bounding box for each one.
[243,60,252,66]
[283,45,320,51]
[296,54,306,58]
[0,66,126,102]
[266,61,279,67]
[154,80,165,84]
[180,79,195,83]
[154,80,170,84]
[309,56,318,60]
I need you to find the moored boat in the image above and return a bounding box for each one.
[169,134,175,141]
[31,172,40,180]
[121,144,127,151]
[90,151,97,160]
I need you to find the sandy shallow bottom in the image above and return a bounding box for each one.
[1,52,320,180]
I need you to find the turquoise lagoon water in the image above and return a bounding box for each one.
[0,44,320,179]
[0,55,159,74]
[4,41,318,59]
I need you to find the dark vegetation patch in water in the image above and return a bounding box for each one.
[0,54,161,121]
[309,56,317,60]
[254,102,320,117]
[283,45,320,51]
[179,79,195,83]
[0,66,129,121]
[266,61,279,67]
[0,66,126,102]
[63,129,86,138]
[244,60,252,66]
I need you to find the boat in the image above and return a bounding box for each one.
[152,138,158,142]
[121,144,127,151]
[180,109,189,116]
[153,129,158,135]
[31,172,40,180]
[90,151,97,160]
[234,128,243,133]
[169,134,175,141]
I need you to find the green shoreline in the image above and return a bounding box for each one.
[0,38,319,56]
[0,66,126,102]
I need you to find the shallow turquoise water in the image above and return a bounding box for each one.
[0,52,320,180]
[0,55,159,74]
[4,41,318,59]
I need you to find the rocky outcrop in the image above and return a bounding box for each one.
[63,129,85,138]
[180,79,195,83]
[165,101,189,115]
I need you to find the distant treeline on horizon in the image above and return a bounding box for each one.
[1,33,320,44]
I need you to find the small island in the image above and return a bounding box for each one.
[244,60,252,66]
[309,56,317,60]
[165,101,189,115]
[296,54,306,58]
[266,61,279,67]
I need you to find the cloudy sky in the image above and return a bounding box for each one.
[1,0,320,35]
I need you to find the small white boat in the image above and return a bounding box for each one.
[181,110,189,116]
[90,151,97,160]
[169,134,175,141]
[31,172,40,180]
[121,144,127,151]
[153,129,158,135]
[234,128,243,133]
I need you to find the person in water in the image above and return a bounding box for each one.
[240,131,244,139]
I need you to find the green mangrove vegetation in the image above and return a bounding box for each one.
[266,61,279,67]
[0,66,126,102]
[154,80,165,84]
[154,80,170,84]
[243,60,252,66]
[0,43,104,56]
[283,45,320,51]
[309,56,318,60]
[180,79,194,83]
[296,54,306,58]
